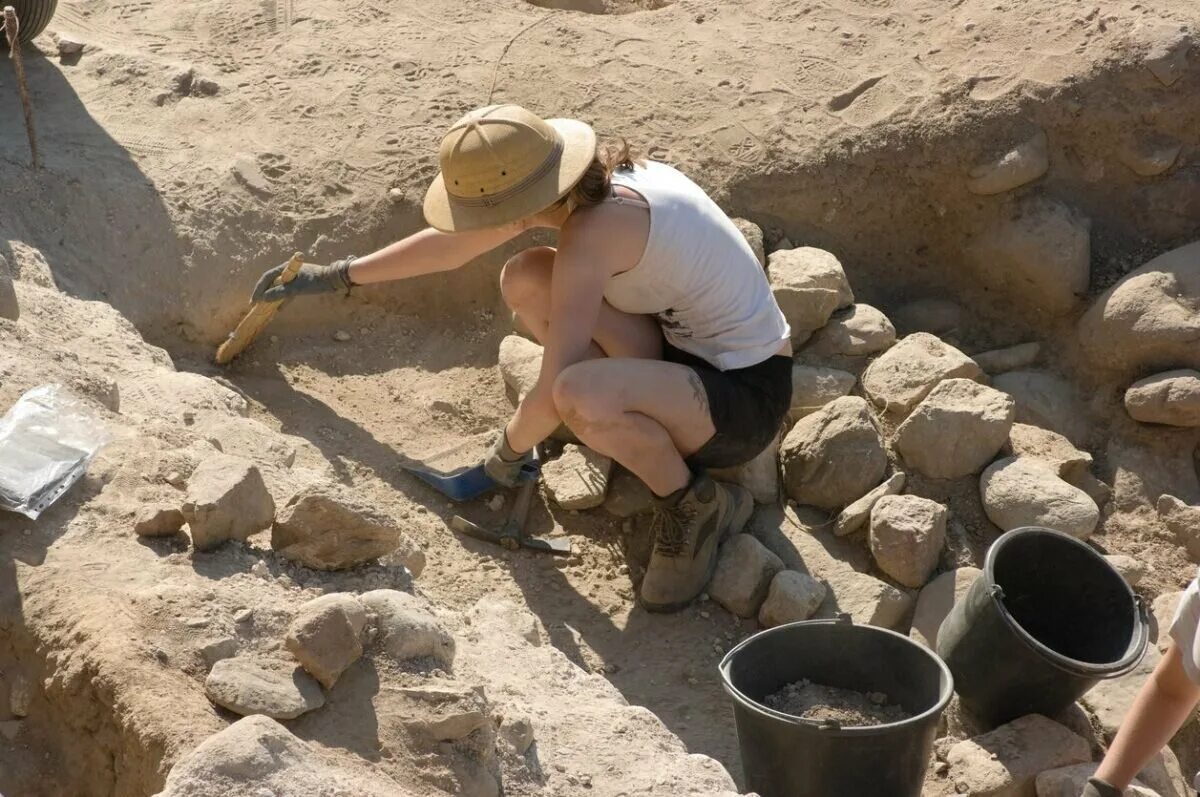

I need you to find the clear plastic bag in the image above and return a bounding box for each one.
[0,384,110,519]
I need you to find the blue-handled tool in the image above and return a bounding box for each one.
[401,461,539,502]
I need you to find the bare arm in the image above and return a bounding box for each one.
[505,218,613,452]
[1095,641,1200,789]
[346,222,528,285]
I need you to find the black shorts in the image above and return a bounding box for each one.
[663,341,793,470]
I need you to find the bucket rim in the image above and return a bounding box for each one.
[718,618,955,736]
[983,526,1150,678]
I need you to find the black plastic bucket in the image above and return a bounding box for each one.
[719,618,954,797]
[937,526,1150,728]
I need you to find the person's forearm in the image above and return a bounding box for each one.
[505,383,563,454]
[347,223,524,285]
[1096,644,1200,788]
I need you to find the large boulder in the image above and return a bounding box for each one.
[1003,423,1093,480]
[910,567,981,649]
[497,334,543,398]
[861,333,982,416]
[731,217,766,267]
[1082,644,1163,740]
[708,534,784,618]
[973,342,1041,375]
[1125,369,1200,426]
[781,396,887,510]
[758,570,827,627]
[868,495,946,589]
[285,593,368,689]
[1078,240,1200,375]
[152,716,403,797]
[203,658,325,720]
[893,379,1015,479]
[834,471,905,537]
[767,247,854,343]
[181,453,275,551]
[945,714,1090,797]
[993,369,1089,445]
[542,444,612,510]
[710,429,782,505]
[360,589,456,669]
[981,458,1100,539]
[964,197,1090,316]
[817,570,914,630]
[804,304,896,357]
[966,128,1049,195]
[271,486,423,573]
[790,365,856,420]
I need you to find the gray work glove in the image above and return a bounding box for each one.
[484,429,533,488]
[250,256,355,303]
[1083,777,1122,797]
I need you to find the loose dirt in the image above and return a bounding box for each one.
[763,679,912,726]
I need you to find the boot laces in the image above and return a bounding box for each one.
[650,500,696,558]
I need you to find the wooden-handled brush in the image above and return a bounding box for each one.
[214,252,304,365]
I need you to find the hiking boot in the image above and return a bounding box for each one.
[639,473,753,613]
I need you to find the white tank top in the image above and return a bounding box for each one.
[604,161,790,371]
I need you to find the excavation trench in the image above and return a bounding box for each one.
[2,43,1199,797]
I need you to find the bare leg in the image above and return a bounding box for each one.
[552,359,716,496]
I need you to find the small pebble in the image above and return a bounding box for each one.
[332,330,352,342]
[234,608,253,623]
[184,616,209,628]
[488,495,505,512]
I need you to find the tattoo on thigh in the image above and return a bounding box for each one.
[687,372,710,417]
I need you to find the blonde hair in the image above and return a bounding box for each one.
[569,139,640,209]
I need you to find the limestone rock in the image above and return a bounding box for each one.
[981,458,1100,539]
[1066,470,1112,510]
[711,429,781,505]
[1078,241,1200,375]
[894,379,1015,479]
[603,467,655,518]
[965,198,1090,316]
[134,505,186,537]
[271,486,420,573]
[781,396,887,510]
[1125,369,1200,426]
[818,570,913,630]
[1082,644,1163,739]
[731,218,766,268]
[805,304,896,357]
[204,658,324,719]
[498,334,543,399]
[182,453,275,551]
[966,128,1049,195]
[1119,131,1182,177]
[8,674,31,717]
[500,714,536,755]
[1105,554,1148,587]
[973,342,1041,374]
[758,570,827,627]
[1003,423,1093,480]
[910,567,981,649]
[835,471,905,537]
[1036,764,1159,797]
[892,298,963,336]
[200,638,238,668]
[285,594,368,689]
[945,714,1090,796]
[768,247,854,343]
[869,495,946,589]
[360,589,455,668]
[861,333,982,416]
[1152,590,1186,651]
[708,534,784,618]
[993,369,1088,444]
[790,365,856,420]
[1158,495,1200,561]
[0,254,18,321]
[542,444,612,510]
[152,716,401,797]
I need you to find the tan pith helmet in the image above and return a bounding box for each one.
[423,104,597,232]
